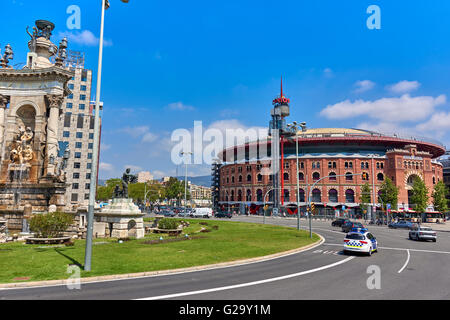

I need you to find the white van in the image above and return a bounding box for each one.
[192,208,212,218]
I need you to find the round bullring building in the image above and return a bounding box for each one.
[214,125,446,216]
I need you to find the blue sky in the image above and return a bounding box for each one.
[3,0,450,179]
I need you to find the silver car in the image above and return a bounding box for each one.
[409,226,437,242]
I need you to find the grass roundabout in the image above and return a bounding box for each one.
[0,218,320,284]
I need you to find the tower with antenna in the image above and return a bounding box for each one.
[269,77,290,214]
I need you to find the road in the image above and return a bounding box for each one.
[1,216,450,300]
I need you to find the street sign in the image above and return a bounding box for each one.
[272,208,279,215]
[342,205,346,210]
[386,203,391,210]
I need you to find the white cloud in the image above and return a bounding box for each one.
[320,94,446,122]
[152,170,166,179]
[323,68,334,78]
[101,143,111,151]
[416,112,450,135]
[99,162,114,171]
[118,126,158,143]
[354,80,375,93]
[167,102,195,111]
[58,30,113,47]
[124,164,142,172]
[142,132,158,143]
[387,80,420,94]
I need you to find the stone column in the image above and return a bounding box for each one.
[45,95,63,176]
[0,94,9,161]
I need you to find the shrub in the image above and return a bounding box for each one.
[158,218,179,230]
[29,211,74,238]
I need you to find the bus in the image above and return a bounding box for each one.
[390,210,421,223]
[423,211,445,223]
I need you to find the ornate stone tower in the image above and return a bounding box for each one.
[0,20,74,228]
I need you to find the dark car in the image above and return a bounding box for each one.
[332,218,350,227]
[161,210,176,217]
[215,211,232,219]
[388,220,414,229]
[342,221,364,233]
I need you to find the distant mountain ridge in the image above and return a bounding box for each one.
[175,175,211,187]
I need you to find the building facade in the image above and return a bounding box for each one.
[57,66,101,209]
[137,171,153,183]
[216,128,445,215]
[187,182,212,207]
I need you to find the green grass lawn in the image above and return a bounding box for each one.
[0,219,319,284]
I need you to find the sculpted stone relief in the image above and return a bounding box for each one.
[9,126,34,165]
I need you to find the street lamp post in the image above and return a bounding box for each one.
[180,152,192,216]
[84,0,129,272]
[286,122,306,231]
[263,187,283,225]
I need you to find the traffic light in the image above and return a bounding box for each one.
[362,172,368,180]
[311,202,315,213]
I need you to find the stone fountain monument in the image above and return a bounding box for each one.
[94,168,145,239]
[0,20,74,233]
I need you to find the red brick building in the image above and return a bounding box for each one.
[217,128,445,215]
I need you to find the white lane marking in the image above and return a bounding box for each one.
[322,243,450,255]
[136,256,354,300]
[398,249,410,274]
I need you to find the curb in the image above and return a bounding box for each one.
[0,233,324,289]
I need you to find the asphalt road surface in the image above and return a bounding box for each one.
[1,216,450,300]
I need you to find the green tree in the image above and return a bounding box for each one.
[96,178,121,201]
[145,181,166,202]
[410,176,429,213]
[129,182,146,203]
[432,180,449,212]
[164,177,190,205]
[379,177,399,210]
[359,183,372,212]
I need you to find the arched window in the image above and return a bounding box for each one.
[299,172,304,181]
[238,175,242,182]
[256,189,263,202]
[237,189,242,201]
[283,189,290,202]
[283,172,289,181]
[257,174,262,182]
[225,192,229,202]
[345,172,353,181]
[312,189,321,202]
[433,177,436,184]
[345,189,355,203]
[329,172,336,181]
[313,172,320,181]
[247,174,252,182]
[298,189,305,202]
[246,189,252,201]
[231,190,234,201]
[328,189,338,202]
[231,176,235,183]
[377,173,384,181]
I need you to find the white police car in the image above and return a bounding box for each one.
[343,228,378,256]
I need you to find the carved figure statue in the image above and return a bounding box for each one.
[9,126,34,164]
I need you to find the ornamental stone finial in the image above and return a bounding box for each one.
[0,44,14,68]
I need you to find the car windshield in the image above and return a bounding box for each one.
[346,233,365,240]
[420,227,432,231]
[355,223,363,227]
